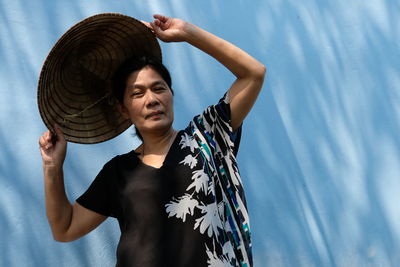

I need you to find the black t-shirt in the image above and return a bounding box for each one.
[77,95,253,267]
[78,131,209,266]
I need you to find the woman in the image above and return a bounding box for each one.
[39,14,265,267]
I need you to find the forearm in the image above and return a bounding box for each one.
[183,23,266,79]
[43,166,73,241]
[150,14,266,129]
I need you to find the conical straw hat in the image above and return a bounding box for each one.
[38,13,162,144]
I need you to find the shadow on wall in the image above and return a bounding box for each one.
[245,0,400,266]
[0,1,118,266]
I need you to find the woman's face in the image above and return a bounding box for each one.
[119,66,174,136]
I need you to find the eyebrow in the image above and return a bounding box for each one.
[127,80,167,91]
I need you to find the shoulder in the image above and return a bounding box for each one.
[185,93,242,156]
[103,150,138,169]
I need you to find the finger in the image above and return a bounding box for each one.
[140,20,153,30]
[153,14,168,22]
[154,16,170,29]
[150,22,163,36]
[39,135,52,150]
[53,125,64,139]
[39,136,46,147]
[152,19,165,30]
[45,130,55,145]
[44,131,52,142]
[150,21,157,29]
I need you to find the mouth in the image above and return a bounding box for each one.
[145,111,164,119]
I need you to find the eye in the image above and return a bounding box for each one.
[154,87,166,93]
[130,91,143,98]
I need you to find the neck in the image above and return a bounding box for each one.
[140,127,177,156]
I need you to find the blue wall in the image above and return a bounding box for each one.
[1,0,399,266]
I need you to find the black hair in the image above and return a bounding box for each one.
[112,56,173,103]
[112,56,173,141]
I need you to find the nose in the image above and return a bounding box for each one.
[145,91,159,108]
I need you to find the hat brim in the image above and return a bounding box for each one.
[37,13,162,144]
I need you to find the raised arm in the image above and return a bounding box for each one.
[149,14,266,130]
[39,127,106,242]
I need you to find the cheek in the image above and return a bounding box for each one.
[167,98,174,119]
[164,93,174,108]
[122,100,140,119]
[165,98,174,115]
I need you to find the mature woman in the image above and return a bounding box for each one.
[39,14,265,267]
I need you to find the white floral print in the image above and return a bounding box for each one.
[187,169,209,193]
[165,193,198,222]
[179,132,199,153]
[179,154,198,169]
[165,94,252,267]
[194,202,223,238]
[206,245,231,267]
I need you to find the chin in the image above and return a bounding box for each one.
[141,120,173,134]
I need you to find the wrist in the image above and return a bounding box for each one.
[43,164,63,176]
[181,22,198,42]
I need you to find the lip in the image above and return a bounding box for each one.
[145,111,164,119]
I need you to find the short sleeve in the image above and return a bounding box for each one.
[190,94,252,265]
[76,157,119,218]
[196,93,242,156]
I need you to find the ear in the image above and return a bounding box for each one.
[117,102,130,119]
